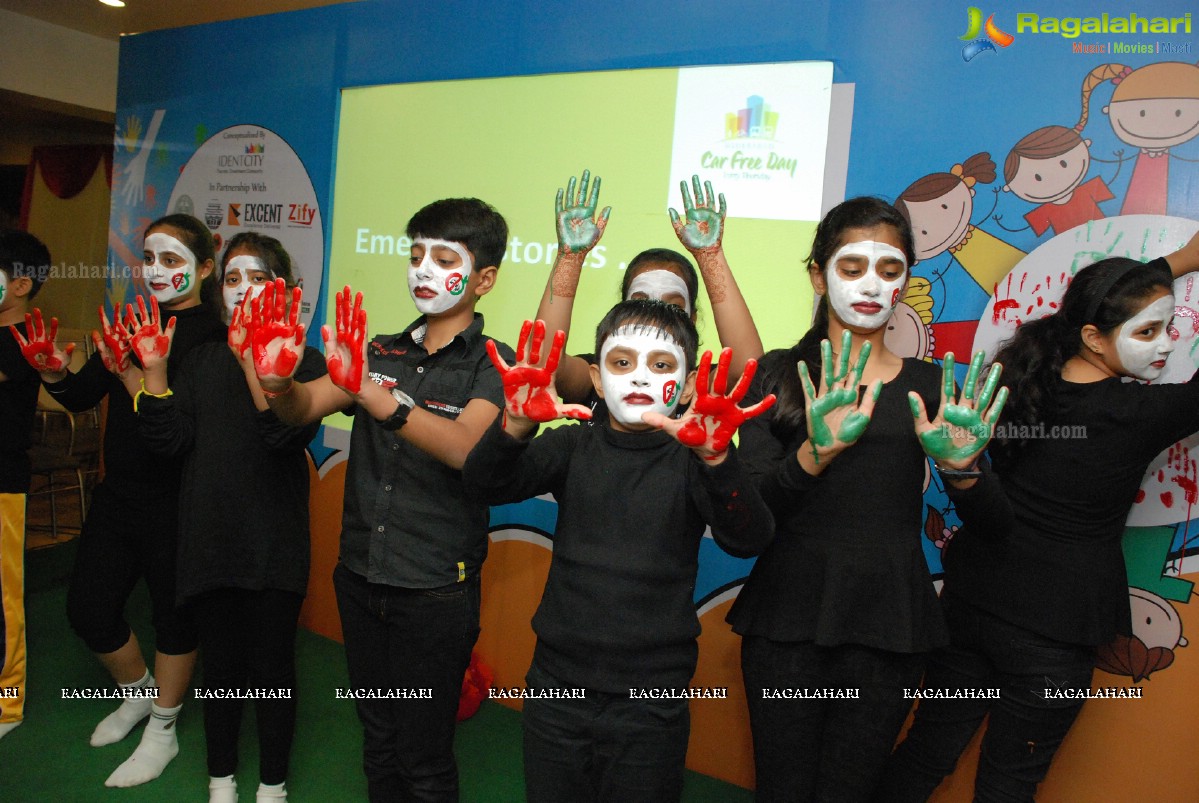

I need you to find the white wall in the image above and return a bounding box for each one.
[0,9,117,114]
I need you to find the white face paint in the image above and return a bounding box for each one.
[626,270,692,314]
[221,254,274,318]
[1116,294,1175,381]
[825,240,908,330]
[143,232,198,305]
[599,325,688,428]
[408,238,472,315]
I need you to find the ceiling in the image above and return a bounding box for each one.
[0,0,358,41]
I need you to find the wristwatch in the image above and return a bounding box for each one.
[934,463,982,480]
[376,387,416,430]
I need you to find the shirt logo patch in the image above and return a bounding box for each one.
[368,371,397,389]
[425,400,464,416]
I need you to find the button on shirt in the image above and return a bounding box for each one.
[339,313,512,589]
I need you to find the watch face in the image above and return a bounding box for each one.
[391,387,415,409]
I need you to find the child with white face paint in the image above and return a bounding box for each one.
[824,239,908,331]
[885,237,1199,802]
[464,299,774,802]
[17,214,226,790]
[407,238,473,315]
[534,170,764,415]
[218,232,295,322]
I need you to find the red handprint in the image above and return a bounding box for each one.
[125,296,176,370]
[1167,443,1198,509]
[9,308,75,373]
[321,285,367,395]
[486,319,592,424]
[249,278,304,380]
[643,348,776,460]
[93,302,132,374]
[228,290,258,360]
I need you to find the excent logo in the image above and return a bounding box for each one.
[243,203,283,224]
[227,203,241,226]
[724,95,777,141]
[1017,12,1191,38]
[959,7,1015,61]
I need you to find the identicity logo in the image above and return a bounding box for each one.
[244,143,264,154]
[724,95,777,141]
[959,7,1015,61]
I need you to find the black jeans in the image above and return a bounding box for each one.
[333,563,480,803]
[191,587,303,784]
[876,593,1095,803]
[522,660,690,803]
[741,636,926,803]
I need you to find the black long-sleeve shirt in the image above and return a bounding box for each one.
[137,342,325,602]
[944,358,1199,646]
[0,322,39,493]
[728,356,946,653]
[42,304,225,503]
[463,419,774,693]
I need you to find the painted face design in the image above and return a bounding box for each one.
[143,232,198,305]
[825,240,908,331]
[1116,294,1175,381]
[0,270,7,307]
[408,238,471,315]
[221,254,274,317]
[625,270,692,314]
[599,325,688,427]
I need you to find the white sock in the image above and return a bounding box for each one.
[0,720,21,740]
[209,774,238,803]
[104,702,181,787]
[90,670,154,746]
[256,781,287,801]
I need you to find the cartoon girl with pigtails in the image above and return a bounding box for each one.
[1078,61,1199,216]
[895,153,1026,294]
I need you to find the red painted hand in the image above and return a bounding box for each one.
[249,278,305,381]
[94,302,132,374]
[9,308,75,374]
[643,348,775,461]
[321,284,367,395]
[487,319,592,424]
[228,290,257,361]
[125,296,176,371]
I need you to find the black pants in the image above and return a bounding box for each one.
[522,660,690,803]
[741,636,926,803]
[876,593,1094,803]
[190,587,303,784]
[66,484,197,655]
[333,563,480,803]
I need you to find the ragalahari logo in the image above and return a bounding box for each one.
[724,95,778,141]
[960,7,1015,61]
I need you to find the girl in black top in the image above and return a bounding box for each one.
[132,236,324,803]
[729,197,956,802]
[880,231,1199,802]
[23,214,225,788]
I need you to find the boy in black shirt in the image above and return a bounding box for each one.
[253,198,513,801]
[0,230,52,740]
[462,300,775,802]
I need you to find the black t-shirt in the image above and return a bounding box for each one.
[727,355,946,653]
[0,322,40,493]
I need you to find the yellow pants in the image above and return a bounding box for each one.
[0,493,26,724]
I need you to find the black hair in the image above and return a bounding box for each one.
[594,298,699,372]
[146,213,221,313]
[221,231,295,285]
[406,198,509,272]
[620,248,701,319]
[992,256,1172,461]
[761,197,916,435]
[0,228,52,299]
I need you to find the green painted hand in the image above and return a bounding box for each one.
[910,350,1009,468]
[800,330,880,461]
[555,169,611,255]
[669,175,726,252]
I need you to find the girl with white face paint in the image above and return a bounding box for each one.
[533,170,764,413]
[218,232,296,322]
[885,237,1199,801]
[728,198,965,800]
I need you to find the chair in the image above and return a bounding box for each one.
[26,444,88,540]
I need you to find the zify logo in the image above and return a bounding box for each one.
[959,7,1015,61]
[724,96,778,141]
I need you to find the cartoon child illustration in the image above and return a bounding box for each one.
[1096,587,1188,682]
[995,124,1125,237]
[883,277,935,360]
[1078,61,1199,216]
[895,152,1026,293]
